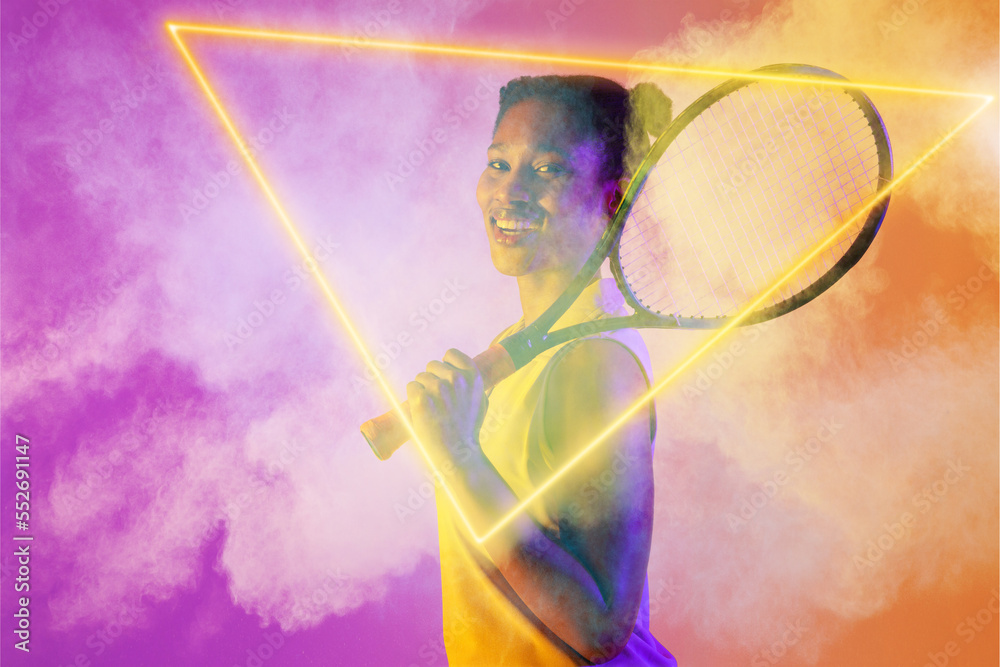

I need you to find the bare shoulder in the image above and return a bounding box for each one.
[546,336,649,419]
[543,337,652,483]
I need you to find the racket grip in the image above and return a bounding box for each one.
[361,343,517,461]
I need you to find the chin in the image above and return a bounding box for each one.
[488,244,533,277]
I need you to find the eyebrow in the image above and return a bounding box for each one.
[487,142,571,159]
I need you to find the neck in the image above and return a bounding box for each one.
[516,267,600,326]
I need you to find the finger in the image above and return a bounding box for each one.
[441,349,479,382]
[405,380,427,405]
[427,360,479,397]
[414,371,445,394]
[443,349,482,392]
[406,375,441,409]
[443,348,476,371]
[426,359,460,385]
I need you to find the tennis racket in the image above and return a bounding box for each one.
[361,63,893,460]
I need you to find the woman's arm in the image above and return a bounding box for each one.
[407,340,654,663]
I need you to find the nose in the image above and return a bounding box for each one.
[496,165,533,204]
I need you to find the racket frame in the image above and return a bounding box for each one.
[499,63,893,368]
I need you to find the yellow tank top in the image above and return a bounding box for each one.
[435,279,677,666]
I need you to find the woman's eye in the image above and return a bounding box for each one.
[536,163,565,174]
[488,160,509,171]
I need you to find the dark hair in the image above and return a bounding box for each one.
[493,75,672,185]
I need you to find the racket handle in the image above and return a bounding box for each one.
[361,343,517,460]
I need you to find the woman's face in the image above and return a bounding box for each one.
[476,98,615,278]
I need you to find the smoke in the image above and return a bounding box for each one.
[632,0,998,661]
[3,0,515,639]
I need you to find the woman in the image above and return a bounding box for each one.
[407,75,677,665]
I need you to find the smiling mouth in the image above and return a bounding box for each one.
[491,210,540,246]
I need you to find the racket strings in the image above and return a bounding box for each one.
[618,80,881,319]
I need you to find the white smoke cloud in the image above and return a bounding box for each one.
[634,0,997,659]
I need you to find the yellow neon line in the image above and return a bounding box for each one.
[166,20,994,544]
[168,25,485,536]
[476,93,995,543]
[165,21,992,102]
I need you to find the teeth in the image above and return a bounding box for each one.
[494,215,534,232]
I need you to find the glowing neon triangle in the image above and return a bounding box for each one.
[166,21,994,543]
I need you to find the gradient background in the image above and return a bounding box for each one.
[2,0,998,665]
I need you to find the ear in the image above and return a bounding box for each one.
[605,180,624,216]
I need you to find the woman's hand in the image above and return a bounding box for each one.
[406,349,488,471]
